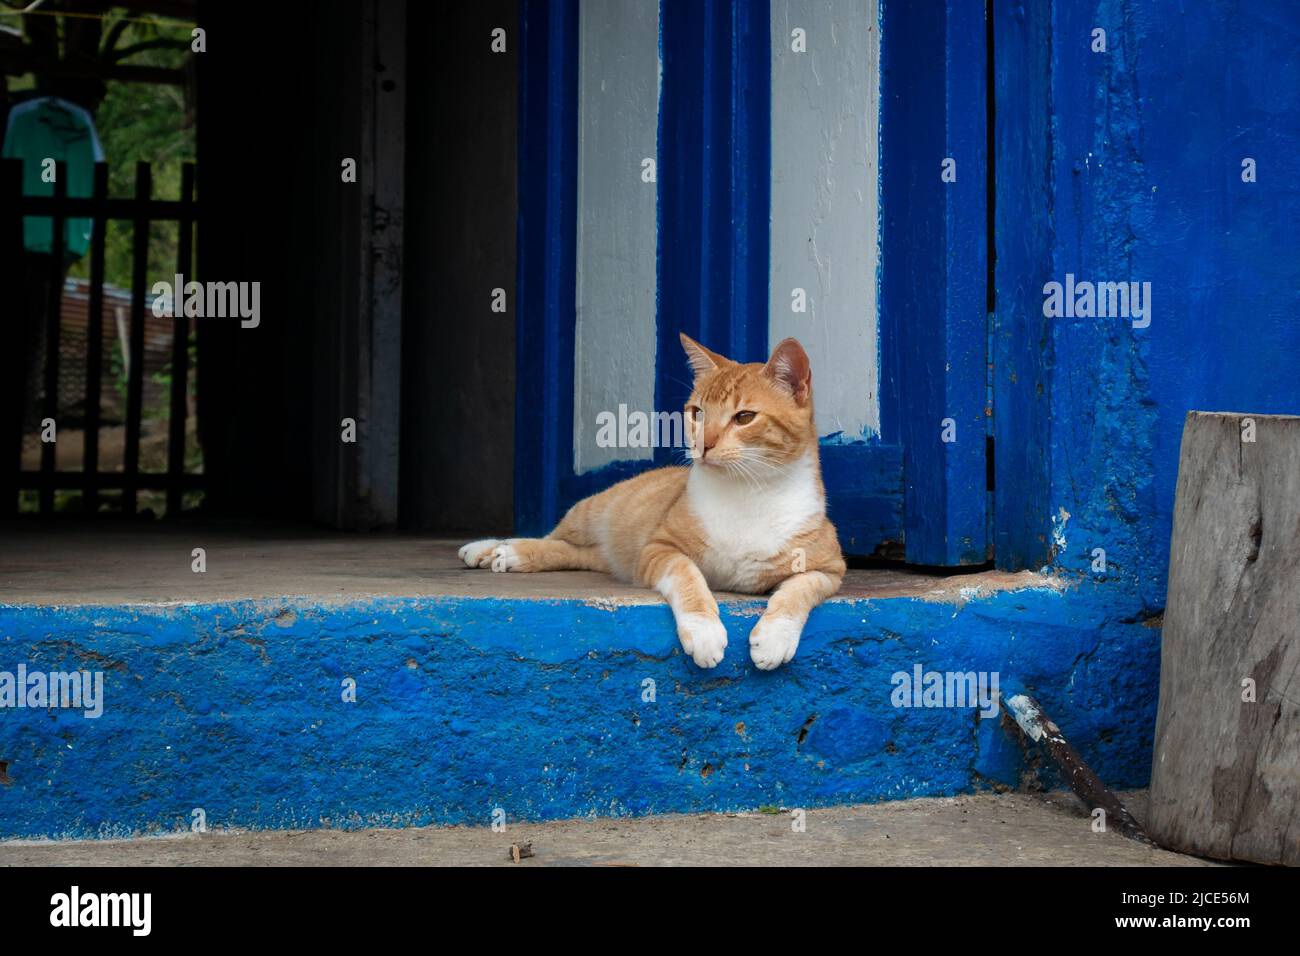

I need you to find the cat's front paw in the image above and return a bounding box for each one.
[749,614,802,670]
[489,543,522,572]
[458,539,501,569]
[677,614,728,668]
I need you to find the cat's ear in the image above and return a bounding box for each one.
[679,332,726,378]
[764,338,812,404]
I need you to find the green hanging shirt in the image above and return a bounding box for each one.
[2,96,105,262]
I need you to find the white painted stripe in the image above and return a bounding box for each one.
[769,0,882,439]
[573,0,661,473]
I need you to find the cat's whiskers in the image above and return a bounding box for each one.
[721,457,750,488]
[740,455,781,474]
[734,455,780,493]
[735,448,787,482]
[720,456,763,492]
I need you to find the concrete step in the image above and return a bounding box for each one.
[0,527,1160,838]
[0,792,1212,866]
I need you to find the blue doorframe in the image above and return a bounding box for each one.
[516,0,990,566]
[515,0,578,535]
[656,0,771,417]
[880,0,989,565]
[989,0,1052,572]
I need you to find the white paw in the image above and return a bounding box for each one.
[677,614,728,669]
[490,543,521,573]
[459,539,501,569]
[749,615,802,670]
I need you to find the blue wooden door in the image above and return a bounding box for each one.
[516,0,988,565]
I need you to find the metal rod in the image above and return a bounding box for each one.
[122,161,151,515]
[1003,692,1154,846]
[166,162,195,517]
[82,162,109,514]
[39,163,67,515]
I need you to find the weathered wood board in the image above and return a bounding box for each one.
[1148,412,1300,865]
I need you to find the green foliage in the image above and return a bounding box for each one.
[60,11,196,289]
[150,331,199,418]
[7,6,201,515]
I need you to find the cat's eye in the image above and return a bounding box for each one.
[733,410,757,425]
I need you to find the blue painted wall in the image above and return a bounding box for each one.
[0,585,1156,838]
[995,0,1300,603]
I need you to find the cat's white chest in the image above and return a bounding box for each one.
[686,453,823,593]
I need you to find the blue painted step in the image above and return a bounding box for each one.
[0,581,1158,838]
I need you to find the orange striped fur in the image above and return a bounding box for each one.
[460,334,845,669]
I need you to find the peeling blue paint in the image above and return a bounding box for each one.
[996,0,1300,597]
[0,583,1157,838]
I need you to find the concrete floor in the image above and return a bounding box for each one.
[0,791,1217,867]
[0,522,1057,606]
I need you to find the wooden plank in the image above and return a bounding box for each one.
[990,0,1053,571]
[514,0,579,536]
[771,0,873,438]
[656,0,769,436]
[1148,411,1300,865]
[122,162,151,515]
[361,0,406,527]
[573,0,659,475]
[166,163,195,516]
[312,0,406,530]
[82,163,109,514]
[880,0,989,566]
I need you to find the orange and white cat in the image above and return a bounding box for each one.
[459,334,845,670]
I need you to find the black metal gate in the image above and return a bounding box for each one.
[2,158,201,516]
